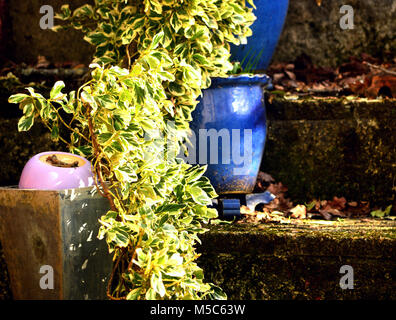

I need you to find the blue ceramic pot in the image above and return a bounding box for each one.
[189,74,270,195]
[230,0,289,71]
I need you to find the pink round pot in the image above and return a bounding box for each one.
[18,151,94,190]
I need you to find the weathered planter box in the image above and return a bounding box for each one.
[0,186,112,300]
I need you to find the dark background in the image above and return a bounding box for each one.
[0,0,395,67]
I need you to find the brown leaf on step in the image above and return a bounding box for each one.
[239,206,282,224]
[290,204,307,219]
[285,64,295,70]
[283,79,299,88]
[339,76,363,87]
[365,74,396,98]
[328,208,346,217]
[345,201,371,217]
[319,209,332,220]
[327,196,347,210]
[285,70,296,81]
[256,210,271,222]
[254,172,275,192]
[261,181,293,213]
[319,200,328,208]
[267,182,288,196]
[273,73,285,83]
[309,196,348,219]
[258,172,275,183]
[36,55,50,69]
[311,82,327,91]
[73,63,86,69]
[339,59,370,77]
[240,205,254,215]
[314,200,321,211]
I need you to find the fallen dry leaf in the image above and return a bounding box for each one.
[254,171,275,192]
[365,74,396,98]
[327,196,347,211]
[290,204,307,219]
[256,211,270,222]
[285,70,296,81]
[319,210,333,220]
[240,205,254,215]
[35,55,50,69]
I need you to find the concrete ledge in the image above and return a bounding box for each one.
[198,219,396,300]
[262,96,396,204]
[273,0,395,67]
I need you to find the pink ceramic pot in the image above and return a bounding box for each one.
[18,151,94,190]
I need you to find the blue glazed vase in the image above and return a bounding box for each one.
[230,0,289,71]
[189,75,270,195]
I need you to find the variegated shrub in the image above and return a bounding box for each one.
[9,0,256,300]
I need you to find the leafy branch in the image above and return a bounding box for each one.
[9,0,256,300]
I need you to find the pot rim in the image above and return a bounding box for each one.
[32,151,90,169]
[210,73,271,87]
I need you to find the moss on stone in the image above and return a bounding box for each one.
[198,219,396,300]
[262,96,396,205]
[273,0,396,67]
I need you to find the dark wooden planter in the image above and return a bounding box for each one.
[0,186,112,300]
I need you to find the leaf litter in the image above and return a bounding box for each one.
[266,53,396,100]
[238,171,394,225]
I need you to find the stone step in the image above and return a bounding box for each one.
[261,96,396,205]
[198,218,396,300]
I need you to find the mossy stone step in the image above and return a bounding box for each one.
[262,96,396,205]
[198,218,396,300]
